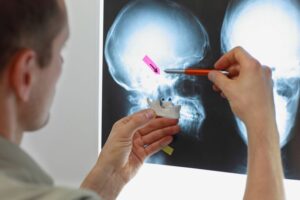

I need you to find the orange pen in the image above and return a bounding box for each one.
[164,69,228,76]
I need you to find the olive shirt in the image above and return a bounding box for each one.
[0,136,101,200]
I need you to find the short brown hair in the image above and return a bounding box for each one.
[0,0,65,72]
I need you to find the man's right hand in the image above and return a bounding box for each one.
[208,47,275,129]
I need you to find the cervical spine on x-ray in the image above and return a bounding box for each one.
[105,0,210,137]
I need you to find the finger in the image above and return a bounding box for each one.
[212,86,227,99]
[262,65,273,79]
[221,92,227,99]
[208,71,231,93]
[145,136,173,157]
[115,109,155,126]
[262,66,274,88]
[137,118,178,136]
[113,109,156,138]
[142,125,180,145]
[214,46,254,70]
[227,65,240,79]
[212,84,221,92]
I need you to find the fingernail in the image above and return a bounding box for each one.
[163,137,173,146]
[208,72,215,81]
[145,110,155,120]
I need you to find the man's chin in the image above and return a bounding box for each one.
[27,114,51,132]
[40,114,51,128]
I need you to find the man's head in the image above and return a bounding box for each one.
[0,0,69,141]
[0,0,67,71]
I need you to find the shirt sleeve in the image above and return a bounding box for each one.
[0,175,101,200]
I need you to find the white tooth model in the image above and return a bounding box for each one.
[147,98,181,119]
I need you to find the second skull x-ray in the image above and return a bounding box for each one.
[102,0,300,179]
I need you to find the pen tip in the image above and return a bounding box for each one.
[163,69,184,74]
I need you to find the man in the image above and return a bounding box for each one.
[0,1,285,200]
[0,0,179,199]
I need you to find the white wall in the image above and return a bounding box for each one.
[21,0,100,187]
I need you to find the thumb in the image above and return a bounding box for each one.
[117,109,156,138]
[208,71,231,92]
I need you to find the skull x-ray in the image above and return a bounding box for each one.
[102,0,300,179]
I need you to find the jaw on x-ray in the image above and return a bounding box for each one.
[103,0,300,179]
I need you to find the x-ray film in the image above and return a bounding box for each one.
[102,0,300,180]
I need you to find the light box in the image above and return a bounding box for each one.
[99,0,300,199]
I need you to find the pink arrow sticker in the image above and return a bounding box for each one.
[143,55,161,75]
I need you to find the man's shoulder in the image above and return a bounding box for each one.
[0,173,101,200]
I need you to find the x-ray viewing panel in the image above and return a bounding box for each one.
[102,0,300,180]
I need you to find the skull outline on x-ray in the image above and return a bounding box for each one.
[221,0,300,147]
[105,0,210,138]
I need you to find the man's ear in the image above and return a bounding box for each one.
[8,49,39,102]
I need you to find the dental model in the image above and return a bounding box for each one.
[147,98,181,119]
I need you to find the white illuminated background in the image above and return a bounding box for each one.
[99,0,300,199]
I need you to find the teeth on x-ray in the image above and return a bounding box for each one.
[147,98,181,119]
